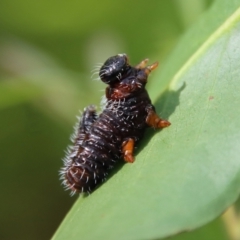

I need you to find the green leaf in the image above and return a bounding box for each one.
[52,1,240,239]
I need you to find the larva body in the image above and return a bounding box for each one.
[60,54,170,195]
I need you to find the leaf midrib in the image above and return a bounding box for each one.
[170,6,240,89]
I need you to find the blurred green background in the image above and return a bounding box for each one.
[1,0,230,239]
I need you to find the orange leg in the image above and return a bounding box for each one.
[135,59,159,73]
[146,107,171,129]
[144,62,159,76]
[122,138,135,163]
[135,58,149,69]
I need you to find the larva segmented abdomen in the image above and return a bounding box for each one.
[61,93,150,194]
[61,106,126,194]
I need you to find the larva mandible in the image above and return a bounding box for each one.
[60,54,171,195]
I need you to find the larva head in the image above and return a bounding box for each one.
[99,54,130,84]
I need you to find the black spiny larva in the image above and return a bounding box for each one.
[60,53,171,195]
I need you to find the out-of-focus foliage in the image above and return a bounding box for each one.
[2,0,237,240]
